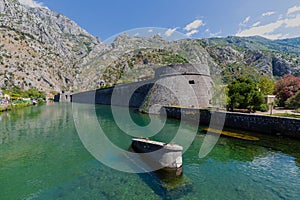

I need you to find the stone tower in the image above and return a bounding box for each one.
[141,63,213,113]
[72,63,214,114]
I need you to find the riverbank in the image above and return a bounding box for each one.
[164,106,300,140]
[255,108,300,117]
[0,102,34,113]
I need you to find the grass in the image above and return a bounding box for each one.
[272,113,300,119]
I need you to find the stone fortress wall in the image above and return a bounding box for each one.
[164,107,300,140]
[72,64,214,113]
[72,63,300,139]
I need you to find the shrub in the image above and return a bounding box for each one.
[274,74,300,107]
[259,104,269,112]
[37,98,46,105]
[286,90,300,109]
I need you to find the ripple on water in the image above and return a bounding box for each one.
[0,104,300,199]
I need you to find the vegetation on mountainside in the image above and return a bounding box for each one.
[200,36,300,84]
[2,86,46,101]
[101,48,189,86]
[0,87,46,112]
[200,36,300,55]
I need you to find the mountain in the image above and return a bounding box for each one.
[1,0,300,95]
[0,0,108,93]
[200,36,300,82]
[201,36,300,55]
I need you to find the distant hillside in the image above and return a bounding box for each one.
[200,36,300,83]
[201,36,300,55]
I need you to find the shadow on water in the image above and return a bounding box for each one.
[128,145,193,200]
[137,170,193,200]
[196,126,300,167]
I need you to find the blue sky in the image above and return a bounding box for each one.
[20,0,300,40]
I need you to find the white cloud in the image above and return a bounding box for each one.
[236,5,300,40]
[284,14,300,28]
[205,28,210,33]
[240,16,251,26]
[236,19,285,39]
[252,21,261,27]
[186,30,198,37]
[262,11,275,17]
[184,19,204,31]
[19,0,44,8]
[287,5,300,15]
[165,28,178,37]
[263,33,288,40]
[237,12,300,40]
[210,30,222,37]
[148,29,153,33]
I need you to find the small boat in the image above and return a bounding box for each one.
[131,138,183,176]
[32,99,38,105]
[203,128,260,141]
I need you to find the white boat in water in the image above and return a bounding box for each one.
[131,138,183,173]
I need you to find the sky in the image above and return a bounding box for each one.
[19,0,300,41]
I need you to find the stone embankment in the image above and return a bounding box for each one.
[164,107,300,140]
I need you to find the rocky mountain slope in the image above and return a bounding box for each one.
[1,0,300,96]
[200,36,300,83]
[201,36,300,55]
[66,33,219,90]
[0,0,107,93]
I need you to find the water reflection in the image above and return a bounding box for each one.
[0,104,73,145]
[0,104,299,199]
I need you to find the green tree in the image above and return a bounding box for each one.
[2,87,46,101]
[26,88,46,99]
[258,76,275,95]
[250,91,266,111]
[227,77,265,111]
[286,90,300,108]
[3,86,23,100]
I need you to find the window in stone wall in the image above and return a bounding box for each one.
[189,80,195,84]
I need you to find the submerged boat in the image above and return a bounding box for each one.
[131,138,183,176]
[203,128,260,141]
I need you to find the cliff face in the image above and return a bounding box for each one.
[0,0,108,93]
[200,36,300,83]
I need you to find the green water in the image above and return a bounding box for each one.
[0,104,299,200]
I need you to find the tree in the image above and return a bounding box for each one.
[2,87,46,101]
[286,90,300,108]
[3,86,22,100]
[227,77,265,111]
[274,74,300,107]
[250,91,266,111]
[26,88,46,99]
[258,76,275,95]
